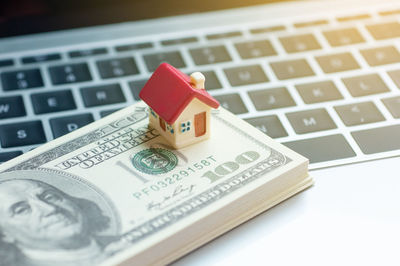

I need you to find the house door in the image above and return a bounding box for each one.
[195,112,206,137]
[159,118,166,131]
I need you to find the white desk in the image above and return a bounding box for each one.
[174,157,400,266]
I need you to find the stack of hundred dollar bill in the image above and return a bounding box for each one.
[0,102,312,266]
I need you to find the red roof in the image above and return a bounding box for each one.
[139,63,220,124]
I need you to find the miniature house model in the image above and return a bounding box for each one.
[139,63,220,149]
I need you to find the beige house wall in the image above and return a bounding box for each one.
[173,98,211,149]
[149,109,176,145]
[148,98,212,149]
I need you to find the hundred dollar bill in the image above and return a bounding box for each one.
[0,102,312,266]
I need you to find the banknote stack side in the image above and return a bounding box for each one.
[0,102,312,266]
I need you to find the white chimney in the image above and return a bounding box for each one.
[190,72,205,90]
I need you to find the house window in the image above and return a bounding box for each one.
[166,124,174,134]
[180,121,191,133]
[150,108,157,118]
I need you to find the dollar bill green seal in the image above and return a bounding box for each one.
[132,148,178,175]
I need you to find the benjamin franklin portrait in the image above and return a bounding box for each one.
[0,169,123,266]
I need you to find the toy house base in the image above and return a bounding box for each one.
[149,98,212,149]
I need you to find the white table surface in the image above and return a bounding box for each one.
[173,157,400,266]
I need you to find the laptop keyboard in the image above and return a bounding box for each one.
[1,6,400,169]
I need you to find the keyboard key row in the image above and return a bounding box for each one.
[0,113,97,148]
[1,75,396,122]
[3,21,400,77]
[1,70,394,113]
[215,89,397,130]
[247,118,400,162]
[3,44,400,92]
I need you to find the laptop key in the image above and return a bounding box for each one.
[387,69,400,89]
[0,151,23,163]
[315,52,360,73]
[162,37,198,46]
[334,101,385,126]
[286,108,337,134]
[294,20,329,28]
[224,65,269,86]
[68,48,108,58]
[337,14,371,22]
[366,22,400,40]
[0,96,26,119]
[323,28,365,47]
[143,51,186,72]
[128,79,147,101]
[279,34,321,53]
[206,31,242,40]
[0,121,46,148]
[96,57,139,79]
[31,90,76,114]
[1,69,44,91]
[189,45,232,65]
[234,40,277,59]
[379,10,400,16]
[49,63,92,85]
[382,96,400,118]
[295,81,343,104]
[22,53,61,64]
[245,115,288,138]
[213,94,248,114]
[351,124,400,154]
[342,74,389,97]
[100,109,121,118]
[80,84,126,107]
[248,87,296,111]
[50,113,94,138]
[250,25,286,34]
[283,134,356,163]
[360,46,400,66]
[202,71,222,90]
[0,59,14,68]
[270,59,315,80]
[115,42,153,52]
